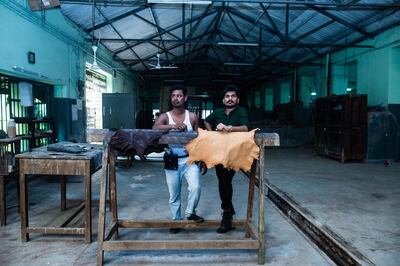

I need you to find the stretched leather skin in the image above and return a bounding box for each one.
[185,128,259,172]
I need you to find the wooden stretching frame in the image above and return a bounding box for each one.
[96,130,279,265]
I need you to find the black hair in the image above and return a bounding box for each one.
[169,85,187,96]
[222,84,240,98]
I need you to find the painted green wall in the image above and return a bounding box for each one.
[265,25,400,107]
[389,46,400,103]
[330,26,400,106]
[0,0,138,99]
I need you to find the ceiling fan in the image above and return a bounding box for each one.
[149,53,178,70]
[89,44,130,72]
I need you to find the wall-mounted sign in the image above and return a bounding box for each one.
[28,51,35,64]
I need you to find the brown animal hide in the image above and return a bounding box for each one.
[110,129,166,160]
[185,128,259,172]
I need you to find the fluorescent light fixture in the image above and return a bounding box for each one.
[217,41,259,47]
[212,79,232,83]
[346,88,352,92]
[310,92,317,96]
[12,66,49,80]
[218,72,241,76]
[224,62,253,66]
[148,0,212,4]
[164,79,184,83]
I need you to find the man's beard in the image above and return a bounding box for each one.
[224,101,238,108]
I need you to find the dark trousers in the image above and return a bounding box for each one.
[215,164,236,215]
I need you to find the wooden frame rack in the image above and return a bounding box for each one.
[96,130,279,265]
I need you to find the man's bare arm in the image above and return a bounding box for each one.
[230,125,248,132]
[189,112,199,131]
[216,123,248,132]
[204,120,213,131]
[152,113,174,130]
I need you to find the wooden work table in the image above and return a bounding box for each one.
[16,142,102,243]
[96,129,280,265]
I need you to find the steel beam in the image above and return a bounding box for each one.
[61,0,400,8]
[309,5,375,39]
[85,4,151,33]
[96,38,373,48]
[113,8,218,56]
[96,6,149,70]
[260,3,286,43]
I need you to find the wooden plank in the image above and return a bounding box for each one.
[60,202,85,228]
[26,226,85,235]
[97,138,111,266]
[117,219,247,229]
[105,222,118,241]
[19,160,29,242]
[87,128,111,143]
[109,150,118,237]
[60,175,66,211]
[18,159,87,175]
[15,143,101,160]
[103,239,259,251]
[86,129,280,147]
[246,160,257,237]
[66,199,110,206]
[245,221,258,240]
[258,145,266,265]
[84,160,92,243]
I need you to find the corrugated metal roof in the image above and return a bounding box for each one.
[59,0,400,85]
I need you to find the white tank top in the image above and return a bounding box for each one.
[166,110,193,156]
[166,110,193,132]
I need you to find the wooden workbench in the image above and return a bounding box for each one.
[16,142,102,243]
[96,129,279,265]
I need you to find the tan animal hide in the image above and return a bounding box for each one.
[185,128,259,172]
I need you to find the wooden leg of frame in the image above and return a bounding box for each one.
[84,162,92,243]
[60,175,66,211]
[258,146,266,265]
[109,151,119,239]
[97,145,109,266]
[19,161,29,242]
[245,160,257,238]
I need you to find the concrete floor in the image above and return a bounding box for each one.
[1,148,398,265]
[0,155,334,266]
[266,148,400,266]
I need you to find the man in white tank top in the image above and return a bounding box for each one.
[153,85,204,233]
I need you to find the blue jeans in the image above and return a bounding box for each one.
[165,157,201,220]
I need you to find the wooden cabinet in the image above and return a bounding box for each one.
[314,95,367,162]
[14,117,56,150]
